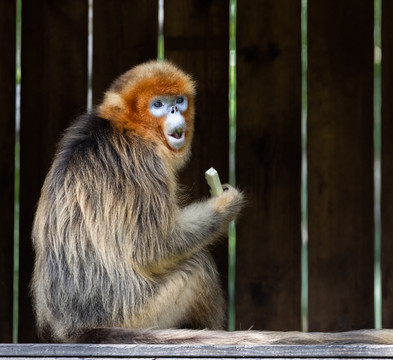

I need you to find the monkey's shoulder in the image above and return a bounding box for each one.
[56,113,132,163]
[58,112,114,153]
[52,112,163,180]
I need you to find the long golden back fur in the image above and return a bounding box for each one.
[33,117,171,339]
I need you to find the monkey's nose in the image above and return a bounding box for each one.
[171,106,179,114]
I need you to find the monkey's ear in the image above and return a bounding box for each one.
[99,91,128,119]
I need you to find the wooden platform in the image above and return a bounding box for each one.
[1,344,393,359]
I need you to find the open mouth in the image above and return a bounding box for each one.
[169,128,184,140]
[166,127,185,149]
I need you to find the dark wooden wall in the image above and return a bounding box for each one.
[0,0,392,342]
[307,0,375,331]
[236,0,302,331]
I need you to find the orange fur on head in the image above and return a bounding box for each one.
[97,61,195,154]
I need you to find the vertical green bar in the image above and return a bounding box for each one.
[157,0,164,61]
[374,0,382,330]
[301,0,308,332]
[228,0,237,332]
[13,0,22,343]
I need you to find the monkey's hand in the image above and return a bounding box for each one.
[171,185,244,254]
[213,184,245,223]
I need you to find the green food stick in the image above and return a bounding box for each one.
[205,167,224,196]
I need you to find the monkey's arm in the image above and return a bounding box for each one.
[169,185,244,255]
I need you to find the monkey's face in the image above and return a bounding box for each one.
[98,61,195,165]
[148,95,188,150]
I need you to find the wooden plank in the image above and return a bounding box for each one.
[0,0,16,344]
[92,0,158,104]
[19,0,88,342]
[307,0,374,331]
[381,0,393,328]
[2,343,393,358]
[235,0,302,330]
[164,0,230,316]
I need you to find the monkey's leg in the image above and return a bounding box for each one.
[177,252,226,330]
[128,252,225,330]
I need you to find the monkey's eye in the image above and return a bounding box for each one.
[176,97,184,104]
[153,100,163,108]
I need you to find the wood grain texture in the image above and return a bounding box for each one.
[235,0,302,331]
[1,343,393,358]
[164,0,230,315]
[19,0,88,342]
[0,0,16,343]
[307,0,374,331]
[92,0,158,104]
[381,0,393,328]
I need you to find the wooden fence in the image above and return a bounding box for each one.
[0,0,393,344]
